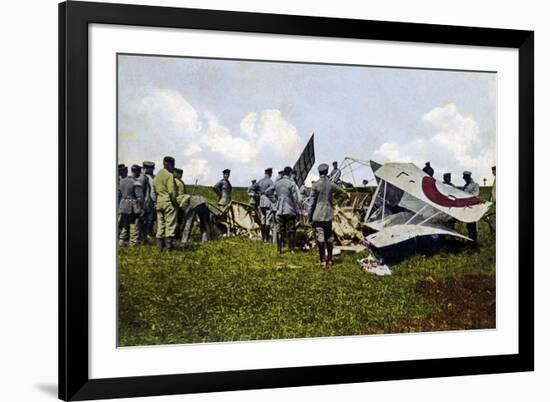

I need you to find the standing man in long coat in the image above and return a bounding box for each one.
[461,170,481,246]
[274,166,300,254]
[254,168,277,243]
[309,163,345,267]
[118,164,144,246]
[153,156,178,250]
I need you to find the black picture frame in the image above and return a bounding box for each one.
[59,1,534,400]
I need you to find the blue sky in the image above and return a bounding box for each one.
[118,54,496,186]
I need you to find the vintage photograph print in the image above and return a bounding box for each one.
[117,54,496,347]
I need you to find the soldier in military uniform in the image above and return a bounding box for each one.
[423,162,434,177]
[309,163,345,267]
[136,161,153,242]
[153,156,178,250]
[461,170,480,246]
[254,168,277,243]
[173,168,188,239]
[139,161,156,241]
[274,166,300,254]
[213,169,232,207]
[117,164,128,236]
[443,172,455,187]
[247,179,259,207]
[329,161,342,184]
[118,164,144,246]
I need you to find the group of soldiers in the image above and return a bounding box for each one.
[422,161,497,246]
[245,163,347,266]
[117,156,211,250]
[117,155,495,263]
[117,156,347,267]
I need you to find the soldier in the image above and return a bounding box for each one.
[423,162,434,177]
[276,169,284,182]
[118,164,144,246]
[117,164,128,236]
[247,179,259,207]
[461,171,480,246]
[255,168,277,243]
[443,172,455,187]
[213,169,232,207]
[139,161,156,240]
[136,161,153,242]
[173,168,188,239]
[153,156,178,250]
[274,166,300,254]
[329,161,342,184]
[309,163,345,267]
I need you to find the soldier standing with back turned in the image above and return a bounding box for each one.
[274,166,300,254]
[153,156,178,250]
[118,165,144,246]
[309,163,345,267]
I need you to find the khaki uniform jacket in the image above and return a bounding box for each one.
[153,168,177,209]
[310,176,341,222]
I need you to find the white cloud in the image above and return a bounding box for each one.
[183,143,202,157]
[371,103,495,181]
[242,110,301,158]
[180,159,210,183]
[120,88,303,184]
[201,112,257,163]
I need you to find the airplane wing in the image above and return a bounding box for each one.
[366,223,472,249]
[292,133,315,188]
[373,163,491,223]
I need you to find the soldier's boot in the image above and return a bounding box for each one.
[156,238,164,250]
[326,242,334,266]
[165,237,174,250]
[260,226,266,243]
[289,232,296,254]
[277,235,284,254]
[318,242,326,267]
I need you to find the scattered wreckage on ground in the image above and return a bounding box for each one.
[195,135,493,274]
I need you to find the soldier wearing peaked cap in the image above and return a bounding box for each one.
[443,172,455,187]
[423,162,434,177]
[329,161,342,184]
[213,169,233,207]
[136,161,154,242]
[461,170,480,246]
[253,168,278,243]
[274,166,300,253]
[118,164,144,246]
[153,156,178,250]
[139,161,156,240]
[309,163,347,267]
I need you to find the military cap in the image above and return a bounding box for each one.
[118,163,126,169]
[265,167,273,174]
[333,161,338,165]
[222,168,231,174]
[425,162,431,166]
[131,164,141,172]
[143,161,155,168]
[463,170,472,176]
[283,166,292,175]
[278,170,284,175]
[318,163,329,173]
[443,172,451,178]
[163,156,175,164]
[174,168,183,175]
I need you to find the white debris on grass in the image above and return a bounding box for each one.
[358,257,392,276]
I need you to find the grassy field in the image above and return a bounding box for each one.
[118,187,495,346]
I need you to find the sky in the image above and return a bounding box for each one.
[118,54,497,187]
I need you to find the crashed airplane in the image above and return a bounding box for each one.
[363,161,492,257]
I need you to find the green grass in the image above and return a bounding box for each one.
[118,207,496,346]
